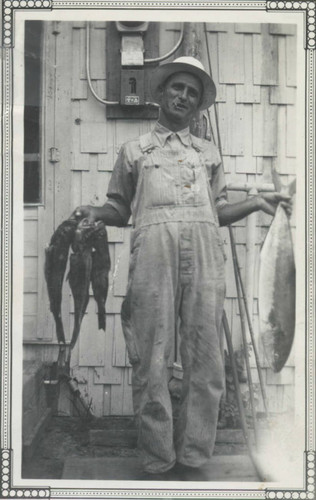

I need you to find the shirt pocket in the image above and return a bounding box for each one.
[143,163,178,207]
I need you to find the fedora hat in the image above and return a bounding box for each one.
[150,56,216,110]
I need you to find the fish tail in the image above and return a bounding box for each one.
[70,295,90,349]
[55,316,66,344]
[70,323,80,350]
[97,309,106,331]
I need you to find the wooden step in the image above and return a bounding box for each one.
[62,454,259,481]
[89,428,254,448]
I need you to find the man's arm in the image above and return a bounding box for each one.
[217,192,292,227]
[70,203,126,227]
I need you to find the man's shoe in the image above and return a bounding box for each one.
[137,466,180,481]
[173,462,210,481]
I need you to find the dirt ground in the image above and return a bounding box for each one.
[22,417,138,479]
[22,416,248,480]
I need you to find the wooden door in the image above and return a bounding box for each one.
[36,21,74,346]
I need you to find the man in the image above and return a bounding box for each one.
[73,57,291,481]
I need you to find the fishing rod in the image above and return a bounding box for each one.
[203,23,260,444]
[228,227,269,416]
[228,227,259,445]
[222,310,265,482]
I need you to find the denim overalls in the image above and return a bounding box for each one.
[120,130,226,473]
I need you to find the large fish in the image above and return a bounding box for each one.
[91,222,111,331]
[68,219,96,349]
[44,219,78,344]
[258,177,296,372]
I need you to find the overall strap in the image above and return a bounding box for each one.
[139,132,155,154]
[191,135,206,153]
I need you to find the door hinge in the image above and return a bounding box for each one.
[49,147,60,164]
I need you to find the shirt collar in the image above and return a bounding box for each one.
[153,121,191,148]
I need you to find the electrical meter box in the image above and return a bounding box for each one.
[106,22,160,119]
[120,69,145,105]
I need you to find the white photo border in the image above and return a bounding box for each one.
[1,0,315,498]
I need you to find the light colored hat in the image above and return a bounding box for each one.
[150,56,216,110]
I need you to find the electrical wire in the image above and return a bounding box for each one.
[86,23,119,106]
[144,23,184,63]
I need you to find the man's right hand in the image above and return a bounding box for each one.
[69,205,100,223]
[69,203,126,227]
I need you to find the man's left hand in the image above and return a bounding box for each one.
[258,192,292,217]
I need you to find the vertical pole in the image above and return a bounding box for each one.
[245,188,257,383]
[181,23,204,138]
[245,188,257,334]
[222,311,264,482]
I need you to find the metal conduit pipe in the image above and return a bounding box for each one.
[144,24,184,63]
[86,23,119,106]
[227,182,275,192]
[86,22,184,106]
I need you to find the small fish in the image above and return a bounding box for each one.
[91,222,111,331]
[44,219,78,344]
[68,219,96,349]
[258,176,296,372]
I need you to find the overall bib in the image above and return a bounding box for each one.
[121,132,226,473]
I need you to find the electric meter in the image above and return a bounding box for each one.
[106,22,159,119]
[115,21,149,33]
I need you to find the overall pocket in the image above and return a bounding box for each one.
[144,163,178,207]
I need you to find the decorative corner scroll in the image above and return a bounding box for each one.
[267,1,316,49]
[1,0,52,48]
[1,449,51,498]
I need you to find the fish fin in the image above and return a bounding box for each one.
[271,167,282,193]
[287,178,296,197]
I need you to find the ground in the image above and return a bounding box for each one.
[22,416,248,480]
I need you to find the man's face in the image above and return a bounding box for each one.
[158,72,203,128]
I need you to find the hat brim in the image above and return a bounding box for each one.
[150,61,216,110]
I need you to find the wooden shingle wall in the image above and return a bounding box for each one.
[23,21,297,417]
[203,22,297,414]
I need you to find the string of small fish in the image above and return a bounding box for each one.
[44,217,111,355]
